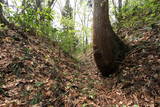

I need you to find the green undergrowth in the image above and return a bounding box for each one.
[113,0,160,32]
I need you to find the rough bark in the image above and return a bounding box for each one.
[93,0,129,77]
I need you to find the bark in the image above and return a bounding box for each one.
[0,0,9,25]
[118,0,122,13]
[93,0,129,77]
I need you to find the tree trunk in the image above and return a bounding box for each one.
[35,0,42,11]
[0,0,9,25]
[93,0,129,77]
[48,0,56,8]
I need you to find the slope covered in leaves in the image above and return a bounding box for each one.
[0,24,160,106]
[0,27,80,106]
[62,22,160,106]
[64,26,160,106]
[105,25,160,106]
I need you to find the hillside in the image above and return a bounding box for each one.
[1,0,160,106]
[0,27,80,106]
[0,23,160,106]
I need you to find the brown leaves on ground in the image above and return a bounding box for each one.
[63,26,160,106]
[103,26,160,106]
[0,25,160,106]
[0,28,78,106]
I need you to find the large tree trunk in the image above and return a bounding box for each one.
[93,0,129,77]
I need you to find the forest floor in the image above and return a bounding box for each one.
[0,25,160,107]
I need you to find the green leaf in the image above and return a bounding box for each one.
[134,104,139,107]
[35,82,44,87]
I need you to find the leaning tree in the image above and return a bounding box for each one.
[93,0,129,77]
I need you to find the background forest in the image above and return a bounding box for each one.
[1,0,160,55]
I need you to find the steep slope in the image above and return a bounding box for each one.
[0,25,160,106]
[0,27,79,106]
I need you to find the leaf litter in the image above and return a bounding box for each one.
[0,25,160,106]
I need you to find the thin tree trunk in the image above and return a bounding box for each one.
[118,0,122,13]
[0,0,9,25]
[48,0,57,8]
[35,0,42,11]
